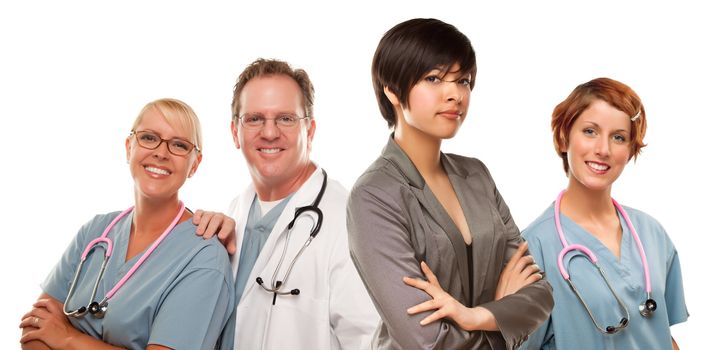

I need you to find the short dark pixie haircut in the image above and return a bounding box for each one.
[372,18,477,128]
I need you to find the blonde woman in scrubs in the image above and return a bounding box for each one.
[20,99,234,350]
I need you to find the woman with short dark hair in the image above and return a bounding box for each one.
[347,18,554,349]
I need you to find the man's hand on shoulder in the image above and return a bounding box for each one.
[193,209,237,255]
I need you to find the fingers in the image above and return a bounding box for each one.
[203,215,225,239]
[521,263,541,277]
[19,306,49,329]
[216,217,237,255]
[510,241,528,265]
[420,261,440,286]
[512,255,535,274]
[21,310,34,321]
[420,308,448,326]
[20,307,49,322]
[525,272,544,284]
[19,316,39,329]
[402,276,429,290]
[224,234,237,255]
[194,211,228,239]
[192,209,206,226]
[194,210,211,235]
[501,241,528,274]
[32,298,54,310]
[19,327,42,343]
[406,299,438,315]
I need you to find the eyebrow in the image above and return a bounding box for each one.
[137,129,193,143]
[243,111,300,116]
[579,121,629,134]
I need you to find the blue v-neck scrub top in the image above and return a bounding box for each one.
[42,211,235,350]
[520,204,688,350]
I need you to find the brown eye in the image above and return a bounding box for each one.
[171,140,191,152]
[243,115,264,125]
[424,75,441,83]
[139,132,159,142]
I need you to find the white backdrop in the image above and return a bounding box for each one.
[1,1,720,348]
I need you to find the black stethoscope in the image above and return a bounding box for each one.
[255,169,327,305]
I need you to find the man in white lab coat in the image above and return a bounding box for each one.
[200,58,378,349]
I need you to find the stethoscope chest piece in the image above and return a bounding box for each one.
[639,297,657,318]
[63,202,186,319]
[553,190,658,333]
[88,300,108,318]
[256,169,328,305]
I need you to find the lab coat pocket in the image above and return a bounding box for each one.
[266,296,329,348]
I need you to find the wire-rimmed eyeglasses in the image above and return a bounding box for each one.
[130,130,200,156]
[236,113,310,130]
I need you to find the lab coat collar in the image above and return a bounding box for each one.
[237,165,326,300]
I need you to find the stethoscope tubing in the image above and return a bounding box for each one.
[554,190,652,295]
[106,203,185,300]
[256,169,327,296]
[63,202,185,317]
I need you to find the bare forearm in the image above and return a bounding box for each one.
[21,329,125,350]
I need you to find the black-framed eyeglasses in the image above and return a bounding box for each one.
[130,130,200,156]
[236,113,310,130]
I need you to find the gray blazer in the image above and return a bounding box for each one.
[347,137,553,350]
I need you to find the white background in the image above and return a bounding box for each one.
[1,0,720,348]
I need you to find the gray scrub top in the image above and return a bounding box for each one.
[520,204,688,350]
[43,210,235,350]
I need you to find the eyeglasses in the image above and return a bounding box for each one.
[130,130,199,156]
[236,114,310,130]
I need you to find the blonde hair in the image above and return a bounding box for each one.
[131,98,203,152]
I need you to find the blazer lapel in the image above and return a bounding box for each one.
[381,137,471,303]
[443,154,497,304]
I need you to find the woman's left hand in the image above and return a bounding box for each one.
[403,261,493,331]
[19,298,81,348]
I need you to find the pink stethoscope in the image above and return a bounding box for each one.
[554,190,657,334]
[63,202,185,319]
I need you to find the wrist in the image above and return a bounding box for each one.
[474,306,498,331]
[60,328,82,350]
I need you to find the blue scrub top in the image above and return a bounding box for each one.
[520,204,688,350]
[43,210,235,350]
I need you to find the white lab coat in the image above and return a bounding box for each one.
[228,168,379,350]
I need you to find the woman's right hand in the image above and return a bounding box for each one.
[404,262,497,331]
[20,298,80,349]
[495,241,543,300]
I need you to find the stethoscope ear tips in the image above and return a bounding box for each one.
[255,277,264,285]
[291,289,300,295]
[639,298,657,318]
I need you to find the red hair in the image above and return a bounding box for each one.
[552,77,647,173]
